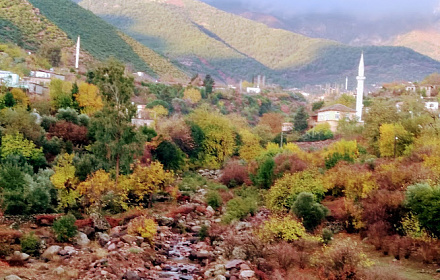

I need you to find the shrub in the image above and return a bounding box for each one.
[292,192,329,232]
[405,183,440,237]
[48,120,88,145]
[314,238,370,279]
[20,232,41,257]
[222,196,257,224]
[266,170,326,212]
[220,160,251,187]
[274,153,308,176]
[40,115,57,131]
[199,225,209,241]
[52,214,78,242]
[78,114,90,127]
[253,157,275,189]
[322,228,333,244]
[178,173,206,194]
[56,107,79,124]
[154,140,185,170]
[259,215,309,243]
[206,190,222,210]
[127,216,157,244]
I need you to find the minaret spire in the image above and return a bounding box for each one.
[356,52,365,122]
[75,36,80,69]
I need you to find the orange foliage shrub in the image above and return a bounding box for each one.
[48,120,88,145]
[274,153,308,176]
[220,160,251,187]
[324,163,377,200]
[362,190,405,233]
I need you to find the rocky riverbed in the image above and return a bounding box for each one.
[0,186,262,280]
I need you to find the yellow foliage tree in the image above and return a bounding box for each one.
[183,87,202,103]
[266,170,326,211]
[75,82,103,115]
[122,161,174,207]
[77,170,119,209]
[50,153,79,209]
[324,163,377,200]
[10,88,29,107]
[258,113,284,134]
[149,105,168,118]
[50,153,77,190]
[239,129,263,162]
[324,139,359,159]
[379,123,413,157]
[189,107,235,168]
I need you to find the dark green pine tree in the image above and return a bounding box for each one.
[203,74,214,95]
[71,82,80,111]
[294,106,309,132]
[4,91,16,108]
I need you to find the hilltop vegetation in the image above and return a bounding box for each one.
[28,0,157,75]
[76,0,440,86]
[0,0,71,50]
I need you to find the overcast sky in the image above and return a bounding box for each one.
[203,0,440,18]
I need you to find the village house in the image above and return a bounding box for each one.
[311,104,357,132]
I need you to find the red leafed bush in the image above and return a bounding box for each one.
[220,160,251,187]
[362,190,405,234]
[105,217,122,228]
[0,229,22,243]
[35,214,63,226]
[74,218,92,228]
[167,204,196,218]
[274,153,308,176]
[48,120,88,145]
[321,197,349,222]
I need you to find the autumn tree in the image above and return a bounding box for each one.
[49,79,73,110]
[258,113,284,134]
[379,123,413,157]
[50,153,79,211]
[121,161,174,207]
[10,88,29,107]
[183,87,202,103]
[88,59,142,183]
[77,170,118,210]
[188,106,235,168]
[0,133,44,163]
[75,82,103,115]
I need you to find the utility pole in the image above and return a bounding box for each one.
[394,136,398,158]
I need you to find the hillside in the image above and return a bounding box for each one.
[73,0,440,86]
[27,0,189,81]
[390,29,440,62]
[0,0,72,50]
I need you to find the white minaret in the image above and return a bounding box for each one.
[356,52,365,122]
[75,36,80,69]
[345,76,348,90]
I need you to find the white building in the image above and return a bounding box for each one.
[425,101,439,111]
[0,71,20,87]
[246,87,261,94]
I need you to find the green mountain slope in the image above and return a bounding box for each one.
[76,0,440,86]
[0,0,72,50]
[27,0,189,81]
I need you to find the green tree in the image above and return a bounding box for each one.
[406,183,440,237]
[293,106,309,132]
[203,74,214,95]
[88,59,141,183]
[254,157,275,189]
[292,192,329,231]
[154,140,185,171]
[3,91,15,107]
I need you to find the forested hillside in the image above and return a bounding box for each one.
[76,0,440,86]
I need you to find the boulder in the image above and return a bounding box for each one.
[12,251,29,261]
[225,259,244,269]
[123,271,141,280]
[240,270,255,278]
[121,234,137,245]
[91,213,110,231]
[74,232,90,246]
[53,266,65,275]
[191,226,202,233]
[42,245,61,261]
[96,232,110,247]
[5,275,22,280]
